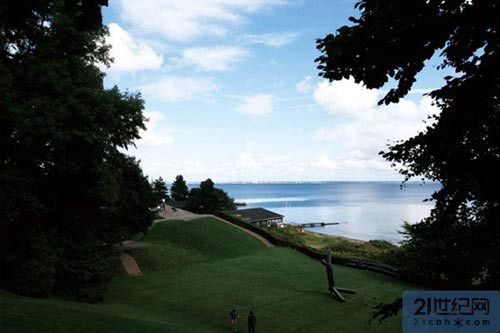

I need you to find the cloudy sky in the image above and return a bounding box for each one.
[102,0,444,182]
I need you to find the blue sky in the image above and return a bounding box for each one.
[101,0,444,182]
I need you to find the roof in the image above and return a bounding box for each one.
[225,207,284,223]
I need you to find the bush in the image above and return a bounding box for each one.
[0,229,58,297]
[261,225,305,245]
[367,239,396,250]
[56,235,115,303]
[319,237,401,267]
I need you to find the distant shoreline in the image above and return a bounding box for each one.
[181,180,440,185]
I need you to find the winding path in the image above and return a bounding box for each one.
[208,215,274,248]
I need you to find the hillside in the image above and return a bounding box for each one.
[0,217,412,332]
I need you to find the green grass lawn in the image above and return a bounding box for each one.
[0,217,413,332]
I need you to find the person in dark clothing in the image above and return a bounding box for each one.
[248,310,256,333]
[229,307,239,332]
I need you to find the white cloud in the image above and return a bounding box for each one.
[156,152,394,182]
[139,77,218,103]
[310,152,338,170]
[296,75,312,93]
[244,31,299,47]
[128,142,401,182]
[313,79,440,155]
[313,78,379,116]
[139,158,206,182]
[235,152,263,170]
[136,111,174,147]
[118,0,288,41]
[308,153,395,180]
[218,153,303,181]
[313,97,439,151]
[310,153,387,172]
[383,88,433,95]
[181,46,249,71]
[106,23,163,72]
[237,94,275,116]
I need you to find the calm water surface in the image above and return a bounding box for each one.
[216,182,440,243]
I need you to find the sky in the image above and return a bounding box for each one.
[101,0,445,182]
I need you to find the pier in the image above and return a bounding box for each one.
[298,222,346,228]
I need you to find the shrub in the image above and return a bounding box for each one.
[56,235,115,303]
[1,229,58,297]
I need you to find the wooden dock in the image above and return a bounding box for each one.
[299,222,346,228]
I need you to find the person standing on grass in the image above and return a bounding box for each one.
[248,310,256,333]
[229,307,239,332]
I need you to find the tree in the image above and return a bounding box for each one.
[105,153,156,237]
[151,176,169,205]
[0,0,153,301]
[187,179,236,213]
[316,0,499,291]
[170,175,189,201]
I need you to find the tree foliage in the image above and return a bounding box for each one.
[317,0,499,288]
[152,176,169,205]
[105,153,156,237]
[0,0,153,301]
[170,174,189,202]
[187,179,236,214]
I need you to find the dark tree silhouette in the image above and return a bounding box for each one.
[170,175,189,202]
[152,176,169,204]
[0,0,153,301]
[187,179,236,213]
[317,0,499,293]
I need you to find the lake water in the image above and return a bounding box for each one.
[216,182,440,244]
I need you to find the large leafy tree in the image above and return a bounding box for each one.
[105,153,156,236]
[0,0,153,301]
[316,0,499,289]
[187,179,236,214]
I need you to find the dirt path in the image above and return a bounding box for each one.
[157,205,205,221]
[114,240,146,277]
[208,215,274,248]
[120,252,143,276]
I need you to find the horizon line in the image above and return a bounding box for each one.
[170,180,439,185]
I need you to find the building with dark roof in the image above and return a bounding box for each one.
[224,207,284,225]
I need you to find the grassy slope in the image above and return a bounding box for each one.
[0,217,412,332]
